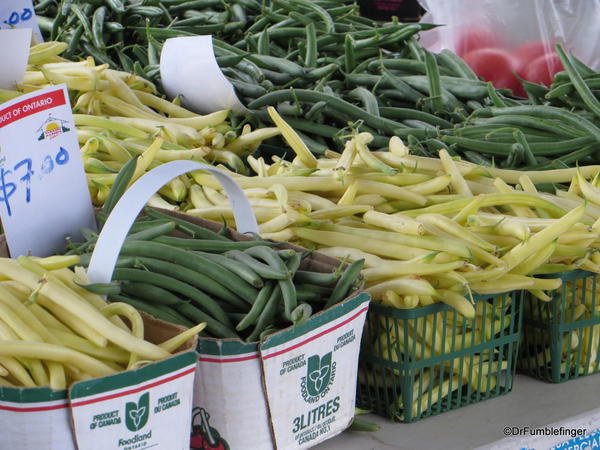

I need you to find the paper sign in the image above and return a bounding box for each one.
[0,0,42,43]
[160,35,247,115]
[0,28,31,90]
[0,84,96,257]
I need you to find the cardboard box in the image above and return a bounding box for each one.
[0,305,198,450]
[161,211,371,450]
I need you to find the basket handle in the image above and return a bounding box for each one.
[86,160,258,284]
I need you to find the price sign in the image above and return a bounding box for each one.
[0,0,43,42]
[0,28,31,90]
[0,84,96,257]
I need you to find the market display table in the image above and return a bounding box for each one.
[316,374,600,450]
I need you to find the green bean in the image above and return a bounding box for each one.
[236,283,274,331]
[153,235,277,251]
[424,49,444,113]
[463,151,493,167]
[174,303,239,339]
[113,268,233,327]
[109,294,194,328]
[226,250,288,280]
[248,90,406,135]
[349,87,380,119]
[121,281,186,306]
[476,106,600,143]
[381,69,426,103]
[80,282,121,296]
[247,285,282,342]
[245,246,291,278]
[296,284,333,296]
[344,34,356,73]
[196,251,264,288]
[297,289,321,303]
[379,107,452,128]
[306,64,339,81]
[436,49,479,80]
[257,29,270,56]
[70,4,94,47]
[126,222,176,242]
[132,256,247,309]
[106,0,126,14]
[513,130,538,166]
[556,44,600,119]
[145,209,229,241]
[291,303,312,325]
[91,6,106,49]
[119,241,259,303]
[325,259,364,308]
[99,156,138,227]
[304,23,318,68]
[442,135,595,156]
[294,270,339,286]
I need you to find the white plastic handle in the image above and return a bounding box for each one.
[86,161,258,284]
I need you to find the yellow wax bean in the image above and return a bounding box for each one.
[501,205,585,270]
[316,223,472,258]
[292,227,431,260]
[452,195,486,224]
[512,241,557,276]
[434,290,475,319]
[355,179,427,205]
[315,247,385,268]
[363,260,467,281]
[188,206,280,222]
[471,274,537,294]
[308,205,372,220]
[418,214,496,253]
[363,210,425,235]
[224,128,281,153]
[366,277,436,298]
[0,259,169,361]
[335,139,357,175]
[0,342,116,379]
[259,211,301,234]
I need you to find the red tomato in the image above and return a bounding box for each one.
[514,40,555,76]
[455,28,503,57]
[523,52,565,87]
[462,47,519,92]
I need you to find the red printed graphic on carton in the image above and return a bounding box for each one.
[190,407,230,450]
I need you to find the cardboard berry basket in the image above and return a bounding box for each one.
[85,161,372,450]
[0,272,198,450]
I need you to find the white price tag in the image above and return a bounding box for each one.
[0,0,43,43]
[160,35,247,114]
[0,84,96,257]
[0,28,31,90]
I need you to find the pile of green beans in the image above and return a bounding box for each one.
[68,209,364,341]
[34,0,257,80]
[34,1,600,167]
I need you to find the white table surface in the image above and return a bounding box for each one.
[315,374,600,450]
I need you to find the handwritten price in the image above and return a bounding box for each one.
[0,8,33,28]
[0,146,70,216]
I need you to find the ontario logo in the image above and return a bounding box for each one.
[125,392,150,432]
[300,351,336,404]
[37,115,69,141]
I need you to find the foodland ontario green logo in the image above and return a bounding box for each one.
[301,351,336,403]
[125,392,150,432]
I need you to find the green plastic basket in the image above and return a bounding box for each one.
[356,291,523,422]
[519,270,600,383]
